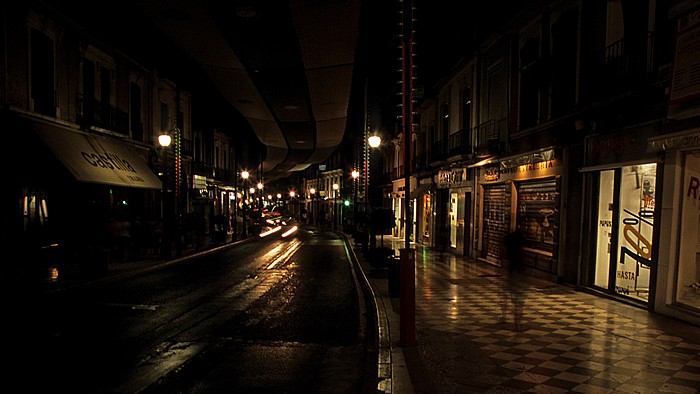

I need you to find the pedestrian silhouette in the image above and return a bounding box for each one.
[318,209,326,228]
[501,228,526,331]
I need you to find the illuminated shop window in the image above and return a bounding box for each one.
[676,153,700,309]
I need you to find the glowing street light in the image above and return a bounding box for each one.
[332,183,339,230]
[240,170,250,238]
[368,134,381,148]
[158,129,172,258]
[256,182,263,209]
[351,169,360,229]
[158,132,172,148]
[309,187,316,225]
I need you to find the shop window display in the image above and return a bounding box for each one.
[594,170,614,288]
[615,164,655,300]
[515,179,559,274]
[593,164,656,303]
[676,153,700,310]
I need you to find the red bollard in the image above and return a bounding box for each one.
[399,248,416,347]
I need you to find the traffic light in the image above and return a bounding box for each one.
[344,200,350,207]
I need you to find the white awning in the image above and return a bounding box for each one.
[35,125,162,189]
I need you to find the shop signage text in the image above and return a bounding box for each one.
[688,175,699,200]
[648,131,700,151]
[437,168,468,188]
[83,151,136,173]
[501,160,554,174]
[482,159,558,182]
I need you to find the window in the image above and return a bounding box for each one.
[462,86,471,132]
[550,9,578,117]
[519,36,540,129]
[675,153,700,309]
[615,164,655,300]
[160,102,170,132]
[440,101,450,139]
[593,164,657,303]
[130,82,144,142]
[81,47,115,128]
[30,29,55,116]
[594,170,615,288]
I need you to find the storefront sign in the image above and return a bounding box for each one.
[480,148,560,183]
[483,165,500,182]
[482,160,559,183]
[437,168,468,188]
[585,127,658,167]
[648,129,700,151]
[502,160,557,177]
[35,124,162,189]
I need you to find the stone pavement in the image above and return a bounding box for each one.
[351,234,700,394]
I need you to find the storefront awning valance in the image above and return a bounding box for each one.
[35,124,162,189]
[410,182,433,199]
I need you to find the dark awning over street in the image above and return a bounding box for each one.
[35,124,162,189]
[410,182,433,199]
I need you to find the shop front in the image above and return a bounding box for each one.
[411,178,434,246]
[648,129,700,325]
[9,119,163,280]
[436,168,472,256]
[580,125,662,307]
[391,179,405,240]
[392,177,434,243]
[476,148,562,281]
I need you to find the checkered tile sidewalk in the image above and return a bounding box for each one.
[388,240,700,393]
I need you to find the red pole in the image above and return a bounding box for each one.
[399,0,416,347]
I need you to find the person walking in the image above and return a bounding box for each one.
[318,208,326,228]
[501,228,526,331]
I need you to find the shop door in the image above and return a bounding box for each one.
[481,184,508,264]
[421,194,432,244]
[516,179,559,274]
[464,192,473,257]
[593,164,657,303]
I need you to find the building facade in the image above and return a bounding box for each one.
[1,2,256,282]
[400,0,700,326]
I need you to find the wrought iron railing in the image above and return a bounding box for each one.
[76,94,129,134]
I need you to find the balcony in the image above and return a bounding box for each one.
[448,128,472,157]
[77,95,129,134]
[475,118,506,156]
[598,33,656,100]
[429,139,446,166]
[191,161,235,184]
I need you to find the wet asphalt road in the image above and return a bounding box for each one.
[9,226,376,393]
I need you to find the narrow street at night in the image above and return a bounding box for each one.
[9,225,376,393]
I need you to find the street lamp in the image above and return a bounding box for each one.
[367,134,381,250]
[310,187,316,225]
[289,190,296,218]
[241,170,249,238]
[368,134,381,149]
[257,182,263,210]
[351,169,360,230]
[158,130,172,258]
[333,183,339,230]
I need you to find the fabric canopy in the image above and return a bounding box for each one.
[410,183,434,199]
[35,125,162,189]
